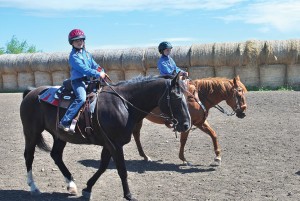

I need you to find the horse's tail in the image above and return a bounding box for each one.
[36,134,52,152]
[22,87,36,99]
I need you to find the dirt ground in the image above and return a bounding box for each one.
[0,91,299,201]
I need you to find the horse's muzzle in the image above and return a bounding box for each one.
[236,110,246,118]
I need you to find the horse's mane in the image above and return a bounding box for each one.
[192,77,247,94]
[112,75,171,86]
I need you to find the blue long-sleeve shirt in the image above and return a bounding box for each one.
[69,48,104,80]
[157,55,185,76]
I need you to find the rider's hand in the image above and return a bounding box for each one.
[100,72,106,79]
[181,71,188,77]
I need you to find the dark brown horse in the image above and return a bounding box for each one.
[20,74,191,201]
[132,75,247,166]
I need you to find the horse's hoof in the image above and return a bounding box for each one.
[67,186,78,195]
[30,188,41,196]
[144,155,152,162]
[183,161,192,166]
[210,158,221,167]
[124,193,138,201]
[82,189,92,200]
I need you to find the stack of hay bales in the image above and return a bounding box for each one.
[144,47,160,76]
[122,47,145,80]
[100,49,124,82]
[190,43,215,79]
[0,54,19,90]
[49,52,69,86]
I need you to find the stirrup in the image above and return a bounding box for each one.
[69,119,77,133]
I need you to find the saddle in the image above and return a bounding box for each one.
[57,78,102,136]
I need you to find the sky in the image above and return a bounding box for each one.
[1,0,300,53]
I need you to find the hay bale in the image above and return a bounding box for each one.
[52,71,69,86]
[0,54,18,74]
[214,42,242,67]
[106,70,125,82]
[124,70,145,80]
[48,52,69,72]
[188,66,215,80]
[144,47,160,69]
[122,47,145,72]
[261,40,300,65]
[190,43,214,67]
[287,64,300,86]
[146,67,159,76]
[102,49,123,71]
[0,73,3,90]
[242,40,264,66]
[2,74,17,89]
[18,72,34,89]
[171,46,191,67]
[31,53,51,72]
[34,71,52,87]
[260,64,286,87]
[11,53,32,73]
[235,64,259,86]
[215,66,235,78]
[90,49,105,66]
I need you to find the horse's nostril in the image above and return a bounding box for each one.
[183,123,190,131]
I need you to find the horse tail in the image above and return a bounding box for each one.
[36,134,52,152]
[22,87,36,99]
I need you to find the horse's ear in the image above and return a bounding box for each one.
[171,72,180,87]
[233,75,240,86]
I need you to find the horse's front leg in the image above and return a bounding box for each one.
[50,139,78,194]
[199,120,221,166]
[132,120,152,161]
[82,147,111,200]
[179,131,191,165]
[115,144,138,201]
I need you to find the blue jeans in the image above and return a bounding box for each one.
[60,79,86,126]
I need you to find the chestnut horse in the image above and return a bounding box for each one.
[20,74,191,201]
[132,75,247,166]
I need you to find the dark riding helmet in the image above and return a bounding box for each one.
[158,41,173,54]
[68,29,86,45]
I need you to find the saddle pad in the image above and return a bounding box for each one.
[38,87,60,107]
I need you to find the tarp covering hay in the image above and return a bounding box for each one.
[2,74,17,89]
[102,49,123,71]
[260,64,286,87]
[287,64,300,86]
[188,66,215,80]
[48,52,69,72]
[144,47,160,69]
[18,72,34,89]
[171,46,190,67]
[34,71,52,87]
[190,43,214,67]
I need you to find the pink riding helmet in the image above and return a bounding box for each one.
[68,29,86,45]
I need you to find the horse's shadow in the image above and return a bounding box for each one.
[79,159,216,174]
[0,189,86,201]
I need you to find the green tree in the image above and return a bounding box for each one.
[0,35,41,54]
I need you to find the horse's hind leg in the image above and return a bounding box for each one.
[24,137,41,195]
[199,120,221,166]
[133,120,152,161]
[50,138,78,195]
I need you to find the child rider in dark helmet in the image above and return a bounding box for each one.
[58,29,107,133]
[157,41,188,77]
